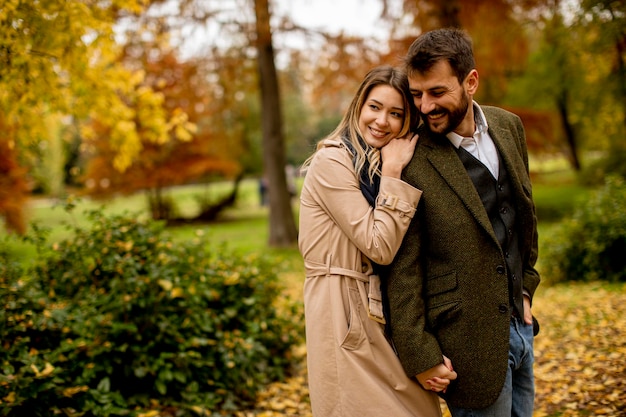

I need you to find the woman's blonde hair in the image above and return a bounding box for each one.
[302,65,416,184]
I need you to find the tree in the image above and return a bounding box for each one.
[0,0,189,233]
[579,0,626,146]
[81,40,242,221]
[253,0,298,247]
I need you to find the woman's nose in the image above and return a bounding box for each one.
[376,112,390,126]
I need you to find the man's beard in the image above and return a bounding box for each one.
[421,92,470,135]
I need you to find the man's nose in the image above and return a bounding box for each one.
[420,95,435,114]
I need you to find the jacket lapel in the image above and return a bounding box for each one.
[488,123,534,240]
[421,133,498,244]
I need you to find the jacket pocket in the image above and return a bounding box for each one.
[425,271,458,298]
[426,271,461,330]
[340,287,365,350]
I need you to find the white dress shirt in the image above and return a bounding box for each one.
[447,101,499,179]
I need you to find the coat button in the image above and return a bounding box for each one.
[496,265,506,274]
[499,304,509,314]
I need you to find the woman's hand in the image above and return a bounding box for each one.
[381,132,418,178]
[417,355,457,394]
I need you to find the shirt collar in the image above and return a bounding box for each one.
[446,101,488,148]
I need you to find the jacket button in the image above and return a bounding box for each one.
[496,265,506,274]
[499,304,509,314]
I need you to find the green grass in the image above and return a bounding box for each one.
[1,178,306,293]
[1,171,591,294]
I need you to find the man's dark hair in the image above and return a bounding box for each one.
[404,28,475,84]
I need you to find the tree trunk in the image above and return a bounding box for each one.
[556,91,581,171]
[254,0,298,247]
[613,29,626,135]
[438,0,461,28]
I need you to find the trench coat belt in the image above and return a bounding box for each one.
[304,257,386,324]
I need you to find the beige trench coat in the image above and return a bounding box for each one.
[298,140,441,417]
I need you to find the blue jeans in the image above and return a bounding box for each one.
[448,317,535,417]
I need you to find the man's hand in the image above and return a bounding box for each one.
[523,294,533,325]
[416,355,457,393]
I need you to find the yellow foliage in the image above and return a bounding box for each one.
[62,386,89,397]
[2,392,16,404]
[30,362,55,379]
[171,287,184,298]
[0,0,192,181]
[158,279,173,291]
[230,282,626,417]
[137,411,160,417]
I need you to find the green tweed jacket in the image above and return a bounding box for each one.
[385,105,541,409]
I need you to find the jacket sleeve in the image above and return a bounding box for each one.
[513,115,541,302]
[384,204,445,377]
[305,144,422,265]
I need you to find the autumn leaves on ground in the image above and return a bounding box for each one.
[243,282,626,417]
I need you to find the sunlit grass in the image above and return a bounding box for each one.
[1,169,590,296]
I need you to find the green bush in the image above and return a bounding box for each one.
[578,150,626,186]
[541,176,626,284]
[0,208,303,416]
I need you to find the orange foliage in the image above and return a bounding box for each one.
[504,107,562,155]
[383,0,550,104]
[303,35,387,120]
[0,122,29,234]
[82,51,241,198]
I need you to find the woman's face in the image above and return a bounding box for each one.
[358,84,406,149]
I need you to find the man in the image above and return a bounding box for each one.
[384,28,541,417]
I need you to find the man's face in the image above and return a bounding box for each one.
[408,60,472,136]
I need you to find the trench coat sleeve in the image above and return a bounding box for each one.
[305,142,421,265]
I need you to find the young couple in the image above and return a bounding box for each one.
[298,28,541,417]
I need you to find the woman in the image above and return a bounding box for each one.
[298,66,453,416]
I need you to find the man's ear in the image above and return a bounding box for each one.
[465,69,479,95]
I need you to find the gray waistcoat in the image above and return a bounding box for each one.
[455,146,525,317]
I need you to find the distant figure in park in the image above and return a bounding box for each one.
[298,65,456,417]
[285,164,297,198]
[384,28,541,417]
[258,175,268,206]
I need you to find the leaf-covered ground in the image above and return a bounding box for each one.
[235,282,626,417]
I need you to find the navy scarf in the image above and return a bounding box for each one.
[342,134,380,207]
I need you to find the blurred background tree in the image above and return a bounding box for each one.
[0,0,192,232]
[1,0,624,244]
